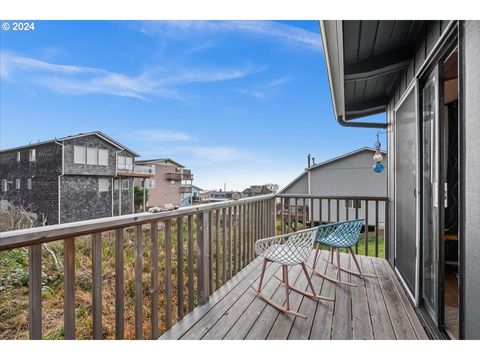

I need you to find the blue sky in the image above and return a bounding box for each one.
[0,20,385,190]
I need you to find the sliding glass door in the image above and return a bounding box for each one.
[421,65,444,326]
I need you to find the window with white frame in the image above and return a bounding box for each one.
[122,179,130,190]
[125,156,133,170]
[17,152,21,162]
[29,149,36,162]
[2,180,7,192]
[74,145,86,164]
[145,179,156,189]
[170,181,176,187]
[16,179,21,190]
[345,200,362,209]
[98,149,109,166]
[98,178,109,192]
[87,147,98,165]
[27,179,32,190]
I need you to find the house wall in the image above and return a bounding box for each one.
[138,163,182,208]
[60,175,113,223]
[462,20,480,340]
[0,142,62,225]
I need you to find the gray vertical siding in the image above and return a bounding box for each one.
[463,20,480,340]
[281,150,387,226]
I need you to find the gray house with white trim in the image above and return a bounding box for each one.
[281,147,387,226]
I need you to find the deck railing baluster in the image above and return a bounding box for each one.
[64,237,75,340]
[176,217,184,320]
[28,244,42,340]
[134,225,143,340]
[92,232,103,339]
[165,220,173,330]
[115,229,124,339]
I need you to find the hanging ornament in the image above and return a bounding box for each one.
[373,132,384,173]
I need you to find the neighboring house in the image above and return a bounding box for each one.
[242,185,274,197]
[0,131,153,224]
[200,189,241,202]
[134,159,193,209]
[280,147,387,227]
[321,20,479,339]
[181,185,203,207]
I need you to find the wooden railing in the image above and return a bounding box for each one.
[0,194,276,340]
[276,194,389,258]
[0,193,388,340]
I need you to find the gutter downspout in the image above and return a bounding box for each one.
[55,141,64,225]
[319,20,388,129]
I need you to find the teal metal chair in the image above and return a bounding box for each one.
[308,219,376,287]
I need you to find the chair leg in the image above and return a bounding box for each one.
[257,258,268,292]
[312,243,321,268]
[336,248,341,282]
[283,265,290,310]
[345,247,378,278]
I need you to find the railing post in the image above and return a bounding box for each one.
[92,232,103,340]
[134,225,143,339]
[28,244,42,340]
[197,211,210,305]
[64,237,75,340]
[115,228,125,340]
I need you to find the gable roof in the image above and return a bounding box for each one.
[135,158,185,168]
[0,131,140,156]
[280,147,387,193]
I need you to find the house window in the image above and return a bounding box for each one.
[125,157,133,170]
[27,179,32,190]
[87,147,98,165]
[74,145,86,164]
[345,200,362,209]
[16,179,21,190]
[145,179,156,189]
[2,180,7,192]
[122,179,130,190]
[17,152,21,162]
[98,178,109,192]
[29,149,36,162]
[170,181,176,187]
[114,179,119,190]
[98,149,109,166]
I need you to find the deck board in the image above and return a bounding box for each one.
[160,252,428,340]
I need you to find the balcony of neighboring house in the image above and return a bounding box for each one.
[117,164,155,178]
[0,194,427,340]
[165,168,194,181]
[180,184,192,193]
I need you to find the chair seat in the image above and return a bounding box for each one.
[263,244,311,265]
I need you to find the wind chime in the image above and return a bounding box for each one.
[373,132,384,173]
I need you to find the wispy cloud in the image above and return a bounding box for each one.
[139,21,322,52]
[237,76,293,100]
[1,51,264,100]
[132,129,192,142]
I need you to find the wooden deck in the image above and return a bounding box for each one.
[160,250,428,340]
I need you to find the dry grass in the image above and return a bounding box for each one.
[0,221,213,340]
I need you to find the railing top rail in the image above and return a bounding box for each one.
[0,194,274,251]
[276,194,388,201]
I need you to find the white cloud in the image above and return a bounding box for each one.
[132,129,192,141]
[1,51,263,100]
[140,21,322,52]
[237,75,292,100]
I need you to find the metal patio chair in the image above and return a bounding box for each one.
[308,219,377,287]
[251,226,334,319]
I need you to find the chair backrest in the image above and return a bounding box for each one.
[285,227,318,249]
[315,219,365,248]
